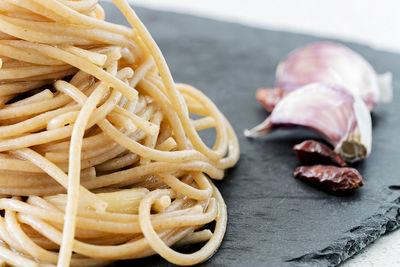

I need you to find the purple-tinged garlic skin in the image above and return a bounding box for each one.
[256,88,286,112]
[275,42,392,110]
[245,83,372,162]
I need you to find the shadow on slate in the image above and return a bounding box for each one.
[102,2,400,267]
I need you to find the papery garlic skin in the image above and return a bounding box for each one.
[275,42,392,110]
[256,88,286,112]
[245,83,372,162]
[339,94,372,161]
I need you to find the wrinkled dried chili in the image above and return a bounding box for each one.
[294,165,363,192]
[293,140,347,167]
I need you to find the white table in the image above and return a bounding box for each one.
[120,0,400,265]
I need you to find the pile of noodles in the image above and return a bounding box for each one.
[0,0,239,266]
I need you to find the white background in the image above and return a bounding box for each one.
[117,0,400,265]
[130,0,400,53]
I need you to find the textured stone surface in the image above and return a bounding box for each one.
[103,3,400,266]
[290,198,400,266]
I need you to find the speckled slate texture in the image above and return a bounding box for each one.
[103,3,400,267]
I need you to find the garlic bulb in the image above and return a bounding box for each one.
[245,83,372,162]
[264,42,392,111]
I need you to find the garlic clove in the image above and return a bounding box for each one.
[274,42,392,110]
[256,88,286,112]
[245,83,372,162]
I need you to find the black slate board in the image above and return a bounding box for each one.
[103,3,400,266]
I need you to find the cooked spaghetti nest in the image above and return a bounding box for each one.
[0,0,239,266]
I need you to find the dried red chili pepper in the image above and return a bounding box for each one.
[256,88,286,112]
[294,165,364,192]
[293,140,347,167]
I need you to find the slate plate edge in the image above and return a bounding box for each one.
[289,197,400,266]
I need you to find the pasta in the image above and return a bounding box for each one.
[0,0,239,266]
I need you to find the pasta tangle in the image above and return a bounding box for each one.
[0,0,239,266]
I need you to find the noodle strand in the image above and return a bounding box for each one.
[0,0,239,266]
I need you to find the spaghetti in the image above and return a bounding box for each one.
[0,0,239,266]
